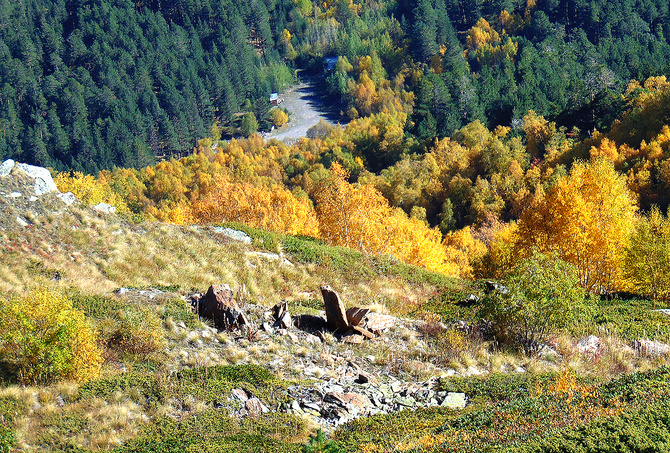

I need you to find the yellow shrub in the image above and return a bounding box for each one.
[0,289,103,384]
[270,108,289,127]
[54,171,130,214]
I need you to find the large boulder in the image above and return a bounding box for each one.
[3,160,60,196]
[197,284,248,330]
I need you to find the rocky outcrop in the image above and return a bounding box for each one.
[321,285,349,331]
[195,284,248,330]
[0,159,59,196]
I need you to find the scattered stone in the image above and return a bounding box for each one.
[342,333,364,344]
[355,371,379,386]
[286,331,299,344]
[94,202,116,214]
[16,216,29,227]
[321,286,349,332]
[56,395,65,407]
[634,339,670,357]
[576,335,601,356]
[57,192,76,206]
[441,392,467,409]
[8,192,21,198]
[212,227,252,244]
[196,284,249,330]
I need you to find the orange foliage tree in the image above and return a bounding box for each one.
[192,175,319,237]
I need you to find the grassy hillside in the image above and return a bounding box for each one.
[4,172,670,452]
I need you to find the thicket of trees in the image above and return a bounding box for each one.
[53,77,670,291]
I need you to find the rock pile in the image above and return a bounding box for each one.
[282,372,467,427]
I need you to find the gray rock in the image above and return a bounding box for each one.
[634,339,670,357]
[212,227,252,244]
[0,159,15,176]
[57,192,76,206]
[15,162,59,195]
[16,216,29,227]
[576,335,601,356]
[396,396,416,408]
[441,392,467,409]
[94,202,116,214]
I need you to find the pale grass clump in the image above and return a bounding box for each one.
[223,345,249,364]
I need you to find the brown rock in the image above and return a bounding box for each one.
[198,284,247,330]
[364,312,395,335]
[342,392,373,411]
[346,307,370,326]
[231,388,249,402]
[245,397,266,418]
[321,285,349,331]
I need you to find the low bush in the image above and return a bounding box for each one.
[78,372,166,404]
[0,289,103,384]
[514,403,670,452]
[0,424,14,453]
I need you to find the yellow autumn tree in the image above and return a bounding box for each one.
[517,159,637,293]
[314,163,458,275]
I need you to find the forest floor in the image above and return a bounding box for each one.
[266,75,347,143]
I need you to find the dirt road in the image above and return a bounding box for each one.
[266,78,346,143]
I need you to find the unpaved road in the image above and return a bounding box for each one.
[266,78,346,143]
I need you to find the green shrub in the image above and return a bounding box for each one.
[0,289,102,384]
[175,365,280,404]
[479,252,589,352]
[0,424,14,453]
[102,305,164,357]
[78,372,165,404]
[587,299,670,342]
[439,373,561,403]
[114,411,304,453]
[303,429,342,453]
[161,298,198,328]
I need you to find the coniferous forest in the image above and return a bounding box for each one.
[1,0,670,173]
